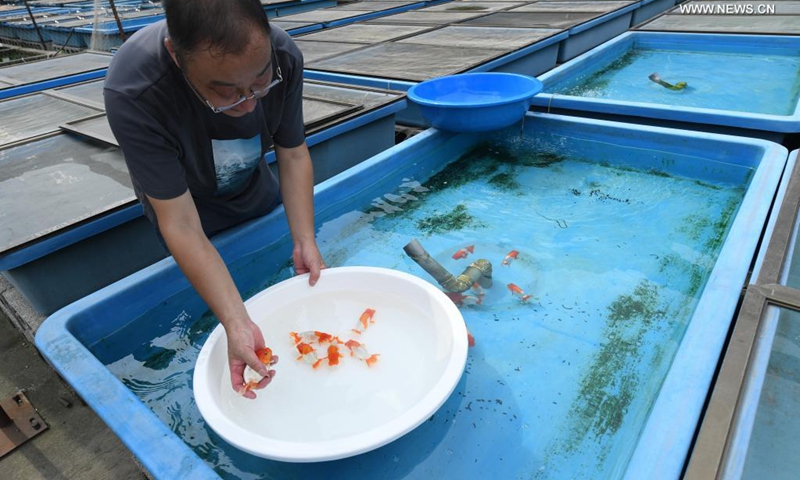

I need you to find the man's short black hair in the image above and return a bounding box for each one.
[163,0,271,60]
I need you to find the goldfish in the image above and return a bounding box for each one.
[452,245,475,260]
[237,379,261,396]
[290,331,337,345]
[324,344,344,367]
[507,283,532,302]
[296,342,322,368]
[345,339,380,367]
[256,347,273,364]
[238,347,274,396]
[502,250,519,266]
[352,308,376,334]
[444,291,482,307]
[470,282,485,296]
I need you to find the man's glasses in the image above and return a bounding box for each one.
[181,47,283,114]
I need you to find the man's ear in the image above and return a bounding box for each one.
[164,37,180,67]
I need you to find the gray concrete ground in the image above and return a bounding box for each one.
[0,307,144,479]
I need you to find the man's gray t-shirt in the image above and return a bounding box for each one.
[104,20,305,237]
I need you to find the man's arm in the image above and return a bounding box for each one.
[275,141,325,284]
[147,191,276,398]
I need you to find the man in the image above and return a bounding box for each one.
[104,0,325,399]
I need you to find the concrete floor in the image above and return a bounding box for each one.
[0,308,144,479]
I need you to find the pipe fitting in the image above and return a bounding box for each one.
[403,239,493,293]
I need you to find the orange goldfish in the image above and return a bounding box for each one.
[507,283,532,302]
[502,250,519,266]
[452,245,475,260]
[256,347,273,365]
[352,308,376,334]
[345,339,380,367]
[325,344,344,367]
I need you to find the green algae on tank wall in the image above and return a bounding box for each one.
[415,203,484,235]
[142,347,178,370]
[542,280,666,468]
[607,281,665,325]
[488,171,521,191]
[554,49,643,97]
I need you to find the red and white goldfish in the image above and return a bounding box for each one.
[452,245,475,260]
[444,291,483,307]
[345,339,380,367]
[352,308,376,334]
[502,250,519,266]
[238,347,274,396]
[290,331,315,344]
[290,331,337,345]
[237,379,261,396]
[296,342,322,368]
[507,283,532,302]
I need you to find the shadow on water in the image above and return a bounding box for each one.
[201,379,464,480]
[192,356,528,480]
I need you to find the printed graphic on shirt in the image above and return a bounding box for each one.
[211,135,262,196]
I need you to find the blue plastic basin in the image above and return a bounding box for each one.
[407,73,543,132]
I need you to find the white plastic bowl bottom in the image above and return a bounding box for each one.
[193,266,468,462]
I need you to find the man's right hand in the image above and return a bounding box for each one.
[148,191,279,399]
[226,318,278,399]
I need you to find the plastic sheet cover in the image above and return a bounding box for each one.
[303,97,361,128]
[295,41,366,63]
[510,1,636,12]
[278,9,374,23]
[298,24,432,44]
[55,79,105,106]
[367,10,490,24]
[0,134,133,252]
[461,11,603,28]
[304,81,401,112]
[333,1,423,11]
[306,42,503,81]
[0,53,111,85]
[0,95,100,147]
[423,2,527,13]
[60,115,117,147]
[398,25,562,50]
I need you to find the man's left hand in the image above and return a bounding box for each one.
[293,241,326,286]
